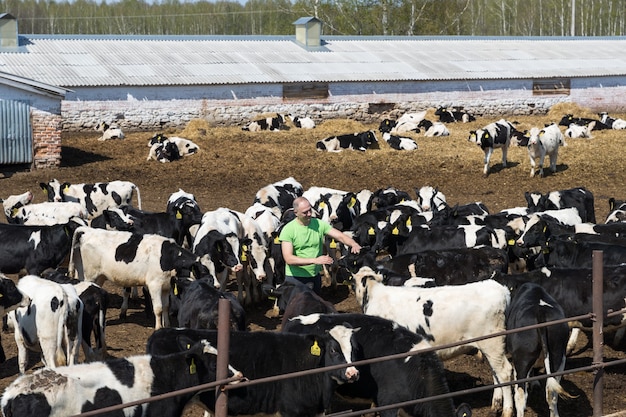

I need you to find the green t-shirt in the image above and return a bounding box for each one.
[279,217,332,278]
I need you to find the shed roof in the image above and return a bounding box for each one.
[1,34,626,88]
[0,70,69,98]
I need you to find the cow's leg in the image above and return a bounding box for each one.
[510,349,533,417]
[538,152,546,177]
[501,145,508,167]
[566,328,580,355]
[613,326,626,346]
[549,151,558,173]
[478,338,514,417]
[529,154,536,177]
[146,281,168,330]
[483,148,493,176]
[120,287,130,319]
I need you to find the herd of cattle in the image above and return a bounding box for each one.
[0,118,626,416]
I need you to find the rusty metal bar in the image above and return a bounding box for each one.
[592,250,604,417]
[606,307,626,319]
[215,298,232,417]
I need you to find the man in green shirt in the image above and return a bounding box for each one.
[279,196,362,294]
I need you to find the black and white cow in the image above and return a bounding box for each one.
[316,131,378,152]
[7,201,86,225]
[242,114,286,131]
[147,133,200,157]
[415,185,447,212]
[288,114,316,129]
[176,278,246,330]
[468,119,516,176]
[351,267,513,417]
[1,190,34,221]
[1,339,240,417]
[606,197,626,223]
[117,205,202,247]
[525,187,596,224]
[42,270,109,361]
[68,226,204,329]
[0,219,84,276]
[525,124,566,178]
[94,121,124,141]
[557,114,610,130]
[253,177,304,217]
[148,138,181,163]
[506,282,571,417]
[0,274,30,364]
[599,112,626,130]
[8,275,83,374]
[283,313,472,417]
[40,179,142,218]
[417,119,450,137]
[435,106,475,123]
[147,327,360,417]
[564,122,594,138]
[382,132,418,150]
[533,234,626,269]
[166,189,203,247]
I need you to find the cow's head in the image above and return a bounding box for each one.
[1,190,33,219]
[39,179,65,202]
[148,133,168,147]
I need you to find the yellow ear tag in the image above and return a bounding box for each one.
[542,225,547,233]
[63,185,70,192]
[310,341,321,356]
[485,133,490,138]
[348,197,356,208]
[368,227,375,236]
[176,210,182,220]
[43,188,48,195]
[241,245,248,261]
[11,208,19,217]
[392,226,399,235]
[318,202,326,209]
[189,358,197,374]
[274,236,280,244]
[330,239,337,249]
[507,239,515,246]
[405,217,412,227]
[173,283,178,296]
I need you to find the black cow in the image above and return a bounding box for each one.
[534,234,626,269]
[316,131,378,152]
[147,327,360,417]
[0,219,84,276]
[557,113,610,130]
[119,205,202,246]
[506,283,571,417]
[0,274,30,363]
[266,280,337,327]
[435,106,475,123]
[176,278,246,330]
[525,187,596,224]
[1,339,239,417]
[283,313,472,417]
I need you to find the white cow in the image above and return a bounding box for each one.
[10,202,87,225]
[415,185,447,212]
[526,124,566,177]
[352,266,514,417]
[565,122,594,138]
[95,122,124,141]
[1,190,34,220]
[288,114,316,129]
[382,132,418,151]
[599,112,626,130]
[8,275,83,374]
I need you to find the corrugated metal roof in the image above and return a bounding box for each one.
[1,34,626,88]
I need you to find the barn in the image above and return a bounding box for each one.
[2,13,626,169]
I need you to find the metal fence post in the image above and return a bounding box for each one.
[592,250,604,417]
[215,298,232,417]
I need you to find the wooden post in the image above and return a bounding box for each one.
[215,298,232,417]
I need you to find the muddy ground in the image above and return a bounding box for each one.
[1,105,625,416]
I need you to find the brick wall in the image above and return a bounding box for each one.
[31,110,62,169]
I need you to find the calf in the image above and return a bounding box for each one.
[147,327,360,417]
[564,122,594,138]
[166,188,203,247]
[8,201,86,225]
[148,138,181,163]
[0,274,30,363]
[253,176,304,217]
[40,178,142,218]
[316,131,378,152]
[289,114,316,129]
[1,339,239,417]
[0,219,84,276]
[435,106,475,123]
[148,133,200,157]
[382,132,418,150]
[417,119,450,136]
[1,190,34,221]
[525,124,565,177]
[416,185,447,212]
[468,119,516,176]
[283,313,471,417]
[558,114,610,130]
[351,266,513,417]
[506,282,571,417]
[526,187,595,223]
[242,114,286,131]
[68,227,203,329]
[8,275,83,374]
[267,280,337,327]
[599,112,626,130]
[42,270,109,361]
[176,278,246,330]
[95,121,124,140]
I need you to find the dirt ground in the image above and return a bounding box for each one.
[1,104,626,416]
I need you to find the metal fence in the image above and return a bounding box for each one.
[70,251,626,417]
[0,99,32,164]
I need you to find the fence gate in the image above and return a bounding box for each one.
[0,99,32,164]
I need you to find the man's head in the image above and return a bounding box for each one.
[293,197,313,226]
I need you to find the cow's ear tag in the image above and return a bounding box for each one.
[318,202,326,209]
[507,239,515,246]
[348,197,356,208]
[173,283,178,296]
[189,358,197,374]
[392,226,399,235]
[330,239,337,249]
[368,227,375,236]
[42,188,48,195]
[241,245,248,261]
[63,185,70,192]
[310,341,321,356]
[542,225,547,233]
[176,210,182,220]
[405,217,412,227]
[274,236,280,244]
[485,133,490,138]
[11,208,18,217]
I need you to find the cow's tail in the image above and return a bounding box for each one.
[540,318,576,402]
[54,291,70,367]
[68,226,86,278]
[134,185,142,210]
